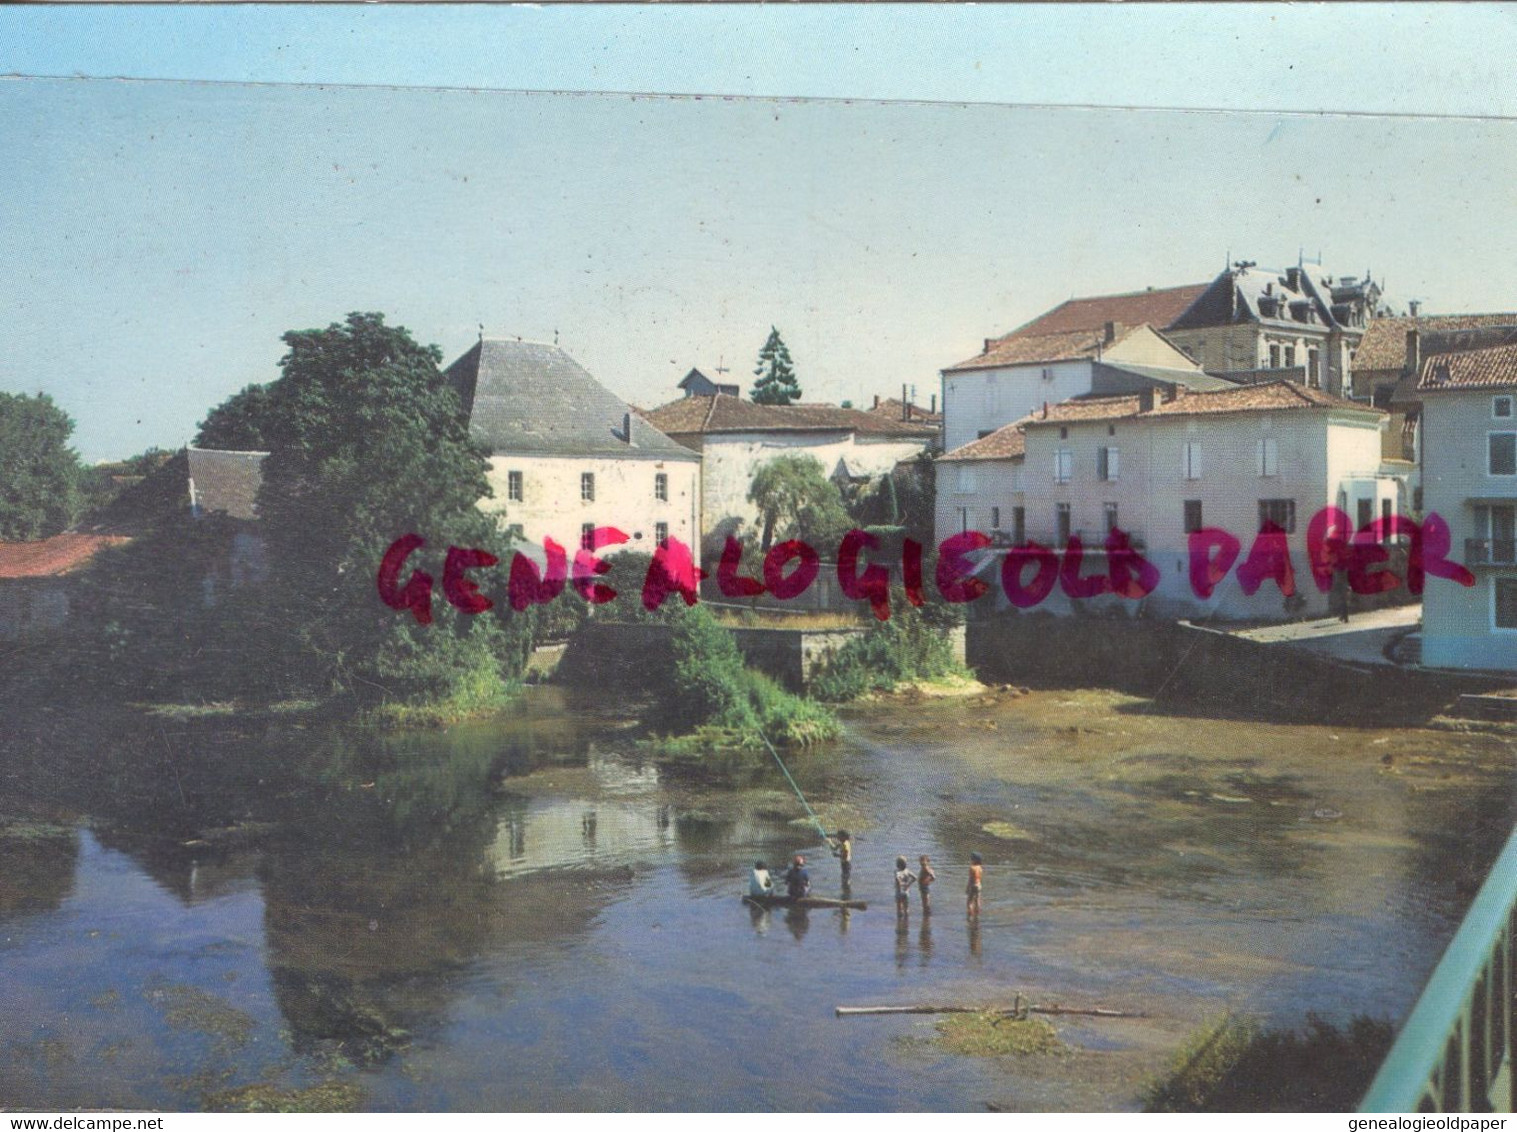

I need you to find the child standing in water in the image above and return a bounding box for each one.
[917,854,937,914]
[966,852,983,918]
[893,856,917,918]
[832,830,853,886]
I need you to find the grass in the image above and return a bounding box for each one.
[1144,1013,1394,1112]
[204,1081,363,1113]
[364,673,522,729]
[934,1012,1064,1057]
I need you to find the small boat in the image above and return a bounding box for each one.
[742,893,867,911]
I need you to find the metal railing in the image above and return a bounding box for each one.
[1466,539,1517,567]
[1360,823,1517,1112]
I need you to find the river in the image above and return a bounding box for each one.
[0,685,1511,1111]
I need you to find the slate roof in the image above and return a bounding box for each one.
[1356,314,1517,373]
[1009,283,1210,338]
[939,421,1029,462]
[1021,381,1381,429]
[187,447,267,521]
[446,339,697,461]
[1168,263,1381,334]
[640,394,938,439]
[676,367,740,397]
[1419,341,1517,392]
[0,533,130,579]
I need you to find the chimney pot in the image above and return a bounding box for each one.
[1408,300,1422,318]
[1103,320,1117,344]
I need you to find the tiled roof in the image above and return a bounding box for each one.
[0,533,129,579]
[939,421,1028,462]
[866,397,942,424]
[640,394,938,438]
[1022,381,1381,428]
[944,324,1148,372]
[1356,314,1517,372]
[446,339,698,461]
[187,447,266,521]
[1009,284,1210,338]
[1419,341,1517,392]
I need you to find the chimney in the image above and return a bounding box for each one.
[902,384,908,421]
[1286,266,1303,291]
[1138,388,1155,413]
[1103,320,1117,344]
[1041,401,1048,419]
[984,338,993,354]
[930,393,937,414]
[1161,383,1178,404]
[873,394,880,409]
[1406,329,1422,379]
[623,411,636,446]
[1408,299,1421,318]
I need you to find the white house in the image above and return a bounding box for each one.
[941,293,1228,453]
[639,393,937,552]
[445,338,701,554]
[1418,342,1517,671]
[939,381,1406,621]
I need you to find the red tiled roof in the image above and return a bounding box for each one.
[0,533,129,579]
[1009,283,1210,338]
[1419,341,1517,392]
[944,324,1149,373]
[1022,381,1380,428]
[940,421,1028,462]
[867,397,942,424]
[640,394,937,438]
[1356,313,1517,372]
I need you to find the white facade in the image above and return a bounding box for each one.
[998,404,1399,620]
[941,326,1200,452]
[697,431,930,545]
[935,458,1025,542]
[480,453,700,555]
[1420,387,1517,671]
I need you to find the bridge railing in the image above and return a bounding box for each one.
[1360,823,1517,1112]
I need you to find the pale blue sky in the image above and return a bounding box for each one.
[4,5,1517,460]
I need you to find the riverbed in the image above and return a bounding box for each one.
[0,686,1511,1111]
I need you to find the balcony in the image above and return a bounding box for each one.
[1018,529,1147,553]
[1466,538,1517,567]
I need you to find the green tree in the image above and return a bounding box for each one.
[0,392,82,540]
[254,312,524,703]
[750,327,802,406]
[747,454,851,551]
[195,383,274,450]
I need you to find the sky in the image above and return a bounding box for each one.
[4,5,1517,461]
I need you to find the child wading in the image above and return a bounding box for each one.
[917,854,937,914]
[893,856,917,918]
[966,852,983,918]
[832,830,853,887]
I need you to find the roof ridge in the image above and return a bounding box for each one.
[701,393,720,432]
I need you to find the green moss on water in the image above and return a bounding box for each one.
[204,1080,363,1113]
[981,820,1035,841]
[145,984,255,1052]
[934,1012,1063,1057]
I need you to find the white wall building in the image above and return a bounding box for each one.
[938,382,1406,621]
[1419,343,1517,671]
[446,339,700,554]
[640,394,936,550]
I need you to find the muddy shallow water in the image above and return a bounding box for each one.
[0,686,1511,1111]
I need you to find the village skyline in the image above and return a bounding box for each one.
[6,6,1517,461]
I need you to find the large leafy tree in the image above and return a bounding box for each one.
[751,327,802,406]
[255,312,520,700]
[0,392,82,540]
[747,454,851,551]
[195,383,274,450]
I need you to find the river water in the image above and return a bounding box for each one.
[0,685,1511,1111]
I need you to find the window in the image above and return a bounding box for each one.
[1258,437,1279,477]
[1059,426,1069,439]
[1182,442,1203,481]
[1474,505,1516,565]
[955,465,977,493]
[1490,433,1517,476]
[991,506,1001,530]
[1259,498,1297,533]
[1357,498,1373,531]
[1269,344,1281,369]
[1013,506,1026,545]
[1497,578,1517,630]
[1283,345,1296,368]
[1307,348,1320,387]
[1104,502,1119,535]
[1496,396,1514,419]
[1107,424,1116,437]
[1183,500,1203,534]
[1055,503,1072,548]
[1054,448,1074,484]
[1098,446,1120,481]
[1381,499,1394,545]
[581,523,596,550]
[654,473,668,501]
[655,521,669,546]
[581,472,596,501]
[505,523,525,542]
[507,470,524,502]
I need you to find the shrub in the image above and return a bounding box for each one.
[812,590,967,702]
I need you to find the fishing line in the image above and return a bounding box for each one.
[758,730,831,843]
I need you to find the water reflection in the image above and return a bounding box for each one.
[0,827,76,920]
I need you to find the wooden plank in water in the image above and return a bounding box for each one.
[742,894,867,910]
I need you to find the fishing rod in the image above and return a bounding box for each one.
[757,730,832,845]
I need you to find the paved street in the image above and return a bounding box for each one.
[1228,604,1421,667]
